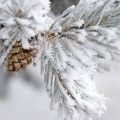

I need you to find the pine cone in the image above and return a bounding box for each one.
[7,41,37,73]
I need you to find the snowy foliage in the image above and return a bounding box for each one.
[37,0,120,120]
[0,0,120,120]
[0,0,51,66]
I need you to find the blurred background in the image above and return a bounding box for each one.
[0,0,120,120]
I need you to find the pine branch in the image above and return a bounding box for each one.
[0,0,120,120]
[40,0,120,120]
[0,0,51,67]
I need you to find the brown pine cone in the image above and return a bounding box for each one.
[7,41,37,73]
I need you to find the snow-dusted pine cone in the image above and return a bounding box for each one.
[7,41,37,72]
[0,0,51,70]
